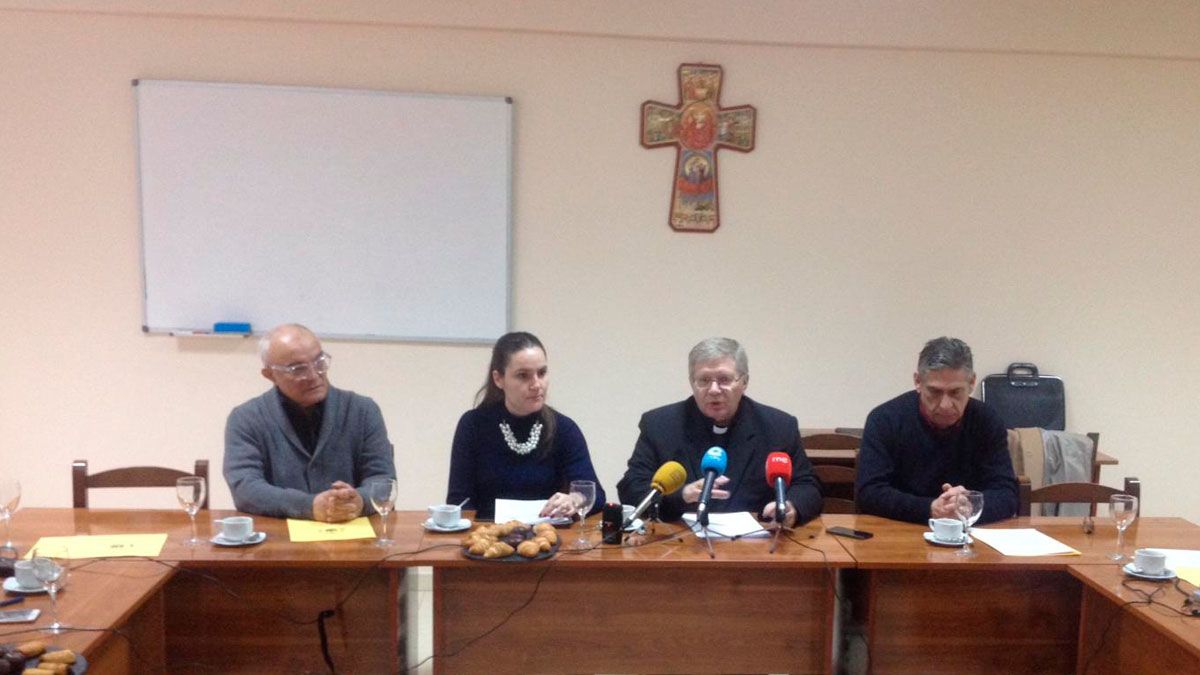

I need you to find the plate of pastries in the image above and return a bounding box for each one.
[0,641,86,674]
[461,521,559,561]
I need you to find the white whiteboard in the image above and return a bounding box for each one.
[135,79,511,342]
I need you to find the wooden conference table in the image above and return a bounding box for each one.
[2,509,1197,674]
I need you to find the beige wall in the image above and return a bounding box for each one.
[2,2,1198,519]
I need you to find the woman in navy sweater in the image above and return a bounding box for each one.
[446,332,606,520]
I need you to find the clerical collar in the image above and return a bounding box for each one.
[701,398,743,435]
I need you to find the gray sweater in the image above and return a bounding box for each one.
[224,386,396,519]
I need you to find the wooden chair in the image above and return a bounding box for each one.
[1018,475,1140,517]
[801,432,861,450]
[813,464,857,514]
[72,459,210,509]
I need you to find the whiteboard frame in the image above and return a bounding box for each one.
[134,78,513,344]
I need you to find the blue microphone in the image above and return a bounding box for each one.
[696,446,728,527]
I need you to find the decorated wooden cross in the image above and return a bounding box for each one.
[640,63,756,232]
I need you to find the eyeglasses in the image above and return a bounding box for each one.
[692,374,744,391]
[268,352,332,379]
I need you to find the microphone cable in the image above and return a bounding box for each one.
[782,527,873,671]
[1080,576,1200,675]
[25,542,465,674]
[407,521,701,672]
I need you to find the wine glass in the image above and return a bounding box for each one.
[176,476,207,546]
[955,490,985,557]
[31,544,70,634]
[0,479,20,552]
[1109,494,1138,562]
[368,478,398,548]
[568,480,596,548]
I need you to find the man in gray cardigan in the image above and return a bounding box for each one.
[224,324,396,522]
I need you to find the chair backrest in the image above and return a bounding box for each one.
[801,433,861,450]
[72,459,210,509]
[812,464,857,514]
[1018,475,1140,517]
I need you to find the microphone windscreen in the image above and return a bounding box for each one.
[765,451,792,486]
[700,446,728,475]
[651,461,687,495]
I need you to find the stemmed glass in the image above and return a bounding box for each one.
[369,478,398,548]
[0,479,20,553]
[176,476,207,546]
[956,490,984,557]
[31,544,70,634]
[568,480,596,548]
[1109,494,1138,562]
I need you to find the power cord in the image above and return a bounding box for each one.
[1079,576,1200,675]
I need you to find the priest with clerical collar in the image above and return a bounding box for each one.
[855,336,1019,524]
[224,323,396,522]
[616,337,822,527]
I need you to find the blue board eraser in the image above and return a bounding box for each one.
[213,322,252,333]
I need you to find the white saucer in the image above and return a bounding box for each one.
[423,518,471,533]
[211,531,267,547]
[924,531,974,547]
[1123,562,1176,581]
[3,577,46,594]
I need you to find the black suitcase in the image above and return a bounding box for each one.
[980,363,1065,430]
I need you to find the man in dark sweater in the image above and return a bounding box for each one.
[855,337,1018,524]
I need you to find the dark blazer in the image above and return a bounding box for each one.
[616,396,822,524]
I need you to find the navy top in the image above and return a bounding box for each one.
[855,390,1018,524]
[446,402,606,520]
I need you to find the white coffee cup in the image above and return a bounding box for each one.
[929,517,964,542]
[428,504,461,528]
[13,559,39,589]
[1134,548,1167,576]
[214,516,254,542]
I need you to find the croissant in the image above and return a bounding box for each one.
[39,651,76,664]
[537,528,558,545]
[533,536,552,552]
[17,641,46,657]
[469,539,492,555]
[483,542,515,558]
[516,540,541,558]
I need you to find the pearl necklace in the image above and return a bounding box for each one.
[499,420,542,455]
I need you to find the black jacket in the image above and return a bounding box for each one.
[616,396,822,524]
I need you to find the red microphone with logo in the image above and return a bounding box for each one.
[765,452,792,524]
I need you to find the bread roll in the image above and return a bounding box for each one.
[516,540,541,558]
[16,642,46,658]
[39,650,76,664]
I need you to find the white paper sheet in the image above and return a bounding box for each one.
[682,511,771,539]
[492,498,548,524]
[969,528,1080,556]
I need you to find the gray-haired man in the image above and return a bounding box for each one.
[223,324,396,522]
[855,337,1018,524]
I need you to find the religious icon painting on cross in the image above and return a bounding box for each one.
[639,62,756,233]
